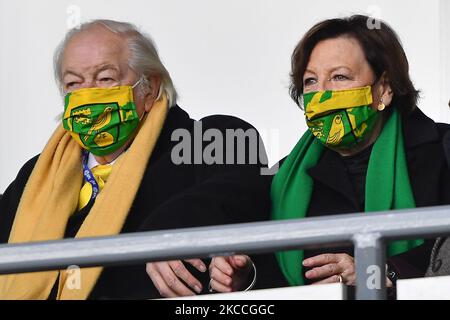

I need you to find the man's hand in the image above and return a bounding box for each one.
[146,259,207,298]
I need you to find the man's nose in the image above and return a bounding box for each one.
[78,79,96,89]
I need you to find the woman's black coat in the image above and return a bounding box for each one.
[254,107,450,290]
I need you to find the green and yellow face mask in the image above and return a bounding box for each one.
[62,82,141,156]
[302,85,379,149]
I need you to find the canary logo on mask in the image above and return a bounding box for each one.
[302,85,380,149]
[62,80,142,156]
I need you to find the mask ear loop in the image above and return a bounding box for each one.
[139,108,148,122]
[131,76,149,121]
[132,77,143,89]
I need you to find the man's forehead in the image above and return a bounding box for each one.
[62,26,129,73]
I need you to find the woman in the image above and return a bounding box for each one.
[208,15,450,294]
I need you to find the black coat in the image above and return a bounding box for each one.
[0,106,271,299]
[425,130,450,277]
[253,107,450,290]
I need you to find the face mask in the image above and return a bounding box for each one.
[302,85,379,149]
[62,80,143,156]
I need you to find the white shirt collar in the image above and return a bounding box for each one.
[87,153,117,170]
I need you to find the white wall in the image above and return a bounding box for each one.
[0,0,448,193]
[440,0,450,124]
[397,275,450,300]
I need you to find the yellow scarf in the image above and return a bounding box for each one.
[0,96,168,300]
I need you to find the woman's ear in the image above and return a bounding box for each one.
[144,76,162,112]
[377,73,394,108]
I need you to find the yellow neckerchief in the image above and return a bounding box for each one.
[0,96,168,300]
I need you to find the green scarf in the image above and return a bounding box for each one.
[271,109,423,286]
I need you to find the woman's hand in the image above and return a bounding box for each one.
[146,259,207,298]
[303,253,356,285]
[303,253,393,287]
[209,255,253,293]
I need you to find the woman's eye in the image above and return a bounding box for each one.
[303,78,316,86]
[333,75,349,81]
[66,82,76,88]
[99,78,114,82]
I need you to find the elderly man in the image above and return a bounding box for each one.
[0,20,269,299]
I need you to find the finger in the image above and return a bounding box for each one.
[158,261,196,296]
[230,255,251,269]
[386,277,393,288]
[303,253,340,267]
[311,274,342,285]
[185,259,207,273]
[146,263,178,298]
[305,263,342,280]
[336,254,354,265]
[338,261,355,281]
[210,256,234,276]
[169,260,203,294]
[341,273,356,286]
[210,266,233,287]
[210,278,232,293]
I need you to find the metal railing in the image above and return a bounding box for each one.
[1,205,450,300]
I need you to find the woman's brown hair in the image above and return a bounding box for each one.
[290,15,420,113]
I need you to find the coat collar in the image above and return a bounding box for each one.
[401,107,440,149]
[149,105,193,164]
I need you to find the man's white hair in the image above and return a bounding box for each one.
[54,19,178,107]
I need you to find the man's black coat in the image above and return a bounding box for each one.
[0,106,271,299]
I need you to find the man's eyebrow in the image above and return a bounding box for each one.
[62,70,83,79]
[95,64,120,74]
[62,64,120,80]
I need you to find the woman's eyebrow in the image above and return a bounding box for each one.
[328,66,352,73]
[304,69,317,76]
